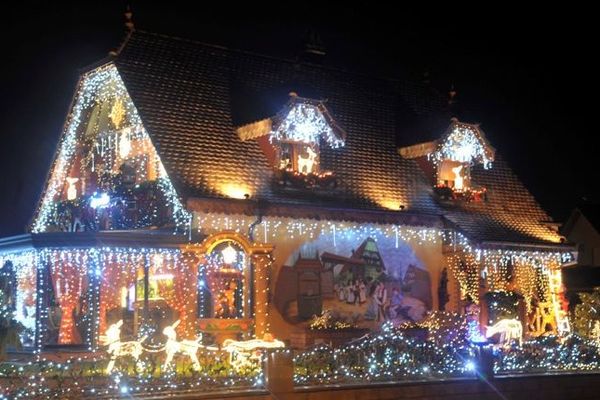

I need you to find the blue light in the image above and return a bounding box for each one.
[465,360,476,371]
[120,385,129,394]
[90,192,110,209]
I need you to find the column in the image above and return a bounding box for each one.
[251,252,271,338]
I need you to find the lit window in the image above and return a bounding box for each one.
[198,241,248,319]
[430,119,494,201]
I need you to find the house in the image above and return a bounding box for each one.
[0,30,575,352]
[561,205,600,298]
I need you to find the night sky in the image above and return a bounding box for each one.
[0,3,596,237]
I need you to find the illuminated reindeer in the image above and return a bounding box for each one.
[485,318,523,347]
[297,147,317,174]
[222,334,285,372]
[162,320,203,371]
[451,165,464,191]
[100,320,146,374]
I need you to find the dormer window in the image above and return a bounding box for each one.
[431,120,494,200]
[236,92,346,190]
[270,94,344,177]
[399,118,495,202]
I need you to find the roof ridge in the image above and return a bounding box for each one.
[127,29,420,86]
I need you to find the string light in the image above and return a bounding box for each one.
[430,122,494,169]
[30,63,190,234]
[485,318,523,347]
[270,102,345,148]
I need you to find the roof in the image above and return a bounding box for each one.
[579,204,600,231]
[111,31,561,246]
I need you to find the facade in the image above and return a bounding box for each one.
[0,31,576,353]
[561,205,600,295]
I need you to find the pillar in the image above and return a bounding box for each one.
[265,350,294,396]
[252,252,271,338]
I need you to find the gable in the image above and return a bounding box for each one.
[31,63,190,233]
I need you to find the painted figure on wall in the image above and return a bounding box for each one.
[274,232,432,331]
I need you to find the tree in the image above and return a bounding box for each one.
[573,288,600,338]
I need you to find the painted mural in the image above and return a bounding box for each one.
[274,233,432,331]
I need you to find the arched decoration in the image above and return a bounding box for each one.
[183,231,274,342]
[188,231,273,257]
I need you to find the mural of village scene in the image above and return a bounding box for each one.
[274,234,432,331]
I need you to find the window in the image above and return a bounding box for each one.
[198,241,249,319]
[431,120,494,202]
[269,95,345,184]
[437,160,471,192]
[279,143,319,174]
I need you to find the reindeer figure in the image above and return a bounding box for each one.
[297,147,317,174]
[451,165,464,191]
[485,318,523,347]
[162,320,203,371]
[222,334,285,372]
[100,320,146,374]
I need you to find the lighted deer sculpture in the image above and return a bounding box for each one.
[222,334,285,372]
[100,320,146,374]
[162,320,203,371]
[485,318,523,347]
[451,165,464,191]
[297,147,317,174]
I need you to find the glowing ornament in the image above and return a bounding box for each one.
[109,97,126,129]
[100,320,147,374]
[66,177,79,200]
[485,318,523,347]
[119,129,131,158]
[162,320,203,371]
[221,244,238,265]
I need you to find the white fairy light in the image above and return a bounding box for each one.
[31,63,190,233]
[271,102,344,148]
[431,124,493,168]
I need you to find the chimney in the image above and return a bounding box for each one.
[299,27,326,64]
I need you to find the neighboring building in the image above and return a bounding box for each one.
[0,31,575,352]
[561,205,600,296]
[562,205,600,268]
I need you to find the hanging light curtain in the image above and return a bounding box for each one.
[49,255,87,344]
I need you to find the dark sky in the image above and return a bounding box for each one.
[0,3,596,237]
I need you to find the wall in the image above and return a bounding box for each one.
[565,214,600,267]
[194,212,452,342]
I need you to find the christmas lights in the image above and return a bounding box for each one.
[271,102,344,148]
[31,63,190,234]
[100,320,146,374]
[162,320,204,371]
[293,321,477,385]
[430,123,493,169]
[485,318,523,347]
